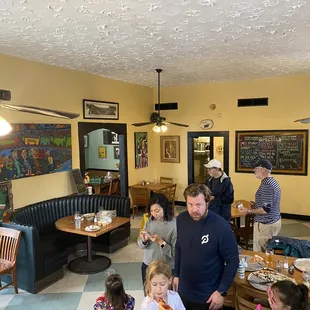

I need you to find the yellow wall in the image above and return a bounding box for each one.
[0,54,154,208]
[154,75,310,215]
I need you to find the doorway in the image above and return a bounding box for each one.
[78,122,128,197]
[187,131,229,184]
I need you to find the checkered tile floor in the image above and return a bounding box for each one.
[1,209,310,310]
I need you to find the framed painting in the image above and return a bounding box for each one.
[98,146,107,159]
[84,135,88,148]
[160,136,180,163]
[134,132,148,169]
[0,181,13,220]
[114,146,120,159]
[0,123,72,181]
[83,99,119,120]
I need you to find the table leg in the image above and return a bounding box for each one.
[68,236,111,274]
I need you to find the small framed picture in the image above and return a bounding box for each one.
[160,136,180,163]
[112,132,119,144]
[98,146,107,159]
[83,99,119,120]
[114,146,120,159]
[84,135,88,148]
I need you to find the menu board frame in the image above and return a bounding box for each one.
[235,130,308,175]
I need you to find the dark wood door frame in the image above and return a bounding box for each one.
[78,122,128,197]
[187,131,230,185]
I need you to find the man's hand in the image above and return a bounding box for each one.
[207,291,224,310]
[239,206,249,215]
[172,277,179,291]
[210,196,215,201]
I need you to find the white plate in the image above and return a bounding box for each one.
[294,258,310,272]
[85,225,101,232]
[239,254,265,272]
[248,269,295,291]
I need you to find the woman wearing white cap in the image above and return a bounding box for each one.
[204,159,234,222]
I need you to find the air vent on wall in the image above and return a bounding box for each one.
[154,102,178,111]
[238,98,268,107]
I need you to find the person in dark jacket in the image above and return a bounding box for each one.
[173,183,239,310]
[205,159,234,222]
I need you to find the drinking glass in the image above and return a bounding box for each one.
[74,216,82,229]
[265,249,274,266]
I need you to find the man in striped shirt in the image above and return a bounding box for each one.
[240,159,281,252]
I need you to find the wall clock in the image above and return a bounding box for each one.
[200,119,214,130]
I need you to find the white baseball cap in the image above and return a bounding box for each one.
[204,159,222,169]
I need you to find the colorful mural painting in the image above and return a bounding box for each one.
[134,132,148,169]
[0,124,72,181]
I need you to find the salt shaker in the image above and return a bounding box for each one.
[288,265,295,277]
[283,257,289,269]
[94,215,98,224]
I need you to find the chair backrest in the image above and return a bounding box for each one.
[0,227,22,264]
[236,283,271,310]
[109,178,120,195]
[237,296,270,310]
[130,187,150,206]
[160,177,173,184]
[154,184,177,204]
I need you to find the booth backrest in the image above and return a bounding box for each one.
[11,195,130,235]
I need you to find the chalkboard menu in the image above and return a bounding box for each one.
[71,169,87,194]
[235,130,308,175]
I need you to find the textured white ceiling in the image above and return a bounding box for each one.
[1,0,310,86]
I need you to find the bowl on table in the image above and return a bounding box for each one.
[83,213,95,222]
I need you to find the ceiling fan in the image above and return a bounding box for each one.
[132,69,189,132]
[0,89,80,136]
[294,117,310,124]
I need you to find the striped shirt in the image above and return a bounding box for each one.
[254,177,281,224]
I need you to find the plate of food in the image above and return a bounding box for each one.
[98,216,112,226]
[294,258,310,272]
[240,254,265,272]
[85,225,101,232]
[248,268,296,291]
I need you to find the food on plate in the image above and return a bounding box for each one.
[252,269,294,283]
[248,255,264,264]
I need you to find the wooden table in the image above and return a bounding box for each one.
[55,215,130,274]
[129,182,170,191]
[235,250,302,299]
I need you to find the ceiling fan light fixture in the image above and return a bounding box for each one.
[0,116,12,136]
[161,124,168,132]
[152,125,161,133]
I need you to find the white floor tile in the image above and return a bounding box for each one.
[77,291,99,310]
[0,295,14,309]
[39,269,88,293]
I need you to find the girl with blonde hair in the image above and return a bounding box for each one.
[140,260,185,310]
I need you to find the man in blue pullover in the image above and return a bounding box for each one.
[173,183,239,310]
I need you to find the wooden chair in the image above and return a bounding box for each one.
[159,177,173,184]
[101,178,120,196]
[0,227,22,294]
[235,283,270,310]
[153,184,177,208]
[234,214,254,250]
[129,187,150,219]
[108,178,120,195]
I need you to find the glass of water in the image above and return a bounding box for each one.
[74,211,82,229]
